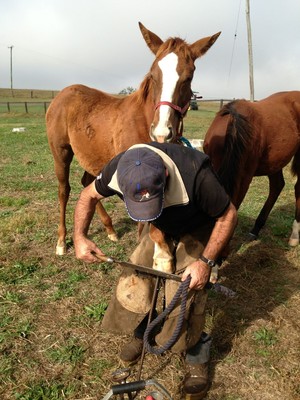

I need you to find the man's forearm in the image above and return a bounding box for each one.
[201,202,237,261]
[74,184,102,241]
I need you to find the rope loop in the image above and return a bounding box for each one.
[143,275,191,355]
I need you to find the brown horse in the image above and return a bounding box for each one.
[46,22,221,255]
[203,91,300,246]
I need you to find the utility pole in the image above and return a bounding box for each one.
[8,45,14,95]
[245,0,254,101]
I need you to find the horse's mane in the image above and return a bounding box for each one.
[217,101,253,196]
[137,73,153,104]
[156,37,190,60]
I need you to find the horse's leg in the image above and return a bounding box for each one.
[149,224,174,273]
[289,154,300,246]
[81,172,118,242]
[137,222,145,241]
[250,170,285,239]
[53,145,74,255]
[95,202,118,241]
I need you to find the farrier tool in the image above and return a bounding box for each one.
[95,254,236,297]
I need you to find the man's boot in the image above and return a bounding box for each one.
[119,336,143,364]
[183,332,212,399]
[183,361,209,399]
[119,311,158,364]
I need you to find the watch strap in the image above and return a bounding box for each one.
[199,254,216,267]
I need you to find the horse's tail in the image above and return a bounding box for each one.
[217,101,253,196]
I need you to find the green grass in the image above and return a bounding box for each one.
[14,382,75,400]
[253,327,278,347]
[46,337,86,364]
[84,301,108,321]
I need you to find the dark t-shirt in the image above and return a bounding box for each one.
[95,142,230,236]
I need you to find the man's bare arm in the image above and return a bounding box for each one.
[73,181,106,263]
[182,202,237,290]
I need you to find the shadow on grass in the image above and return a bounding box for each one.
[207,203,299,387]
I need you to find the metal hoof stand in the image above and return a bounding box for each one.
[102,367,172,400]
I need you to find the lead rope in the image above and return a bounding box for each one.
[143,275,191,355]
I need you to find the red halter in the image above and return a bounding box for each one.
[154,100,190,139]
[155,100,190,116]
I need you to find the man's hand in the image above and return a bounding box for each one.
[181,259,211,290]
[74,236,105,263]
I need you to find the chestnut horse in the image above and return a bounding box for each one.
[46,22,221,256]
[203,91,300,246]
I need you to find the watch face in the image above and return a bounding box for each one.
[200,255,215,267]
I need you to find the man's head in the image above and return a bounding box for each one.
[117,147,166,222]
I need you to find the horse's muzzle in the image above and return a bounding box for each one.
[150,124,173,143]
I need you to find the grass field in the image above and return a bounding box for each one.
[0,93,299,400]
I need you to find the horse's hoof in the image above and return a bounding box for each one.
[108,233,118,242]
[248,232,258,241]
[153,259,173,274]
[210,265,219,284]
[288,238,299,247]
[56,245,66,256]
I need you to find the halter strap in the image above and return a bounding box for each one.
[155,100,190,116]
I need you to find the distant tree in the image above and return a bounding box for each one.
[119,86,136,95]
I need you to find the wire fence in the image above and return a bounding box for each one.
[0,101,51,114]
[0,99,233,114]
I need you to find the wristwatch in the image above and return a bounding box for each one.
[199,254,216,267]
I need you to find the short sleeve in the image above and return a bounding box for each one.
[194,160,230,218]
[94,152,124,197]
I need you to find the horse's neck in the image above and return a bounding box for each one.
[125,89,156,129]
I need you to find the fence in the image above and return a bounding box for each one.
[0,101,51,114]
[0,88,58,99]
[0,98,233,115]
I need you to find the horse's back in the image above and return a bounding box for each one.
[205,92,300,177]
[46,84,151,176]
[46,84,119,123]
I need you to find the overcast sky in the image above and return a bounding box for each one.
[1,0,299,100]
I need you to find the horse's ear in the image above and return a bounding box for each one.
[190,32,221,61]
[139,22,163,55]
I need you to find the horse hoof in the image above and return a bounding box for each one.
[288,238,299,247]
[153,259,173,274]
[210,265,219,284]
[56,245,66,256]
[248,232,258,241]
[108,233,118,242]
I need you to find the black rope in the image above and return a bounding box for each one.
[143,275,191,355]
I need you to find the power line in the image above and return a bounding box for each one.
[246,0,255,101]
[227,0,242,87]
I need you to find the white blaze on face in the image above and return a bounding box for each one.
[154,53,179,138]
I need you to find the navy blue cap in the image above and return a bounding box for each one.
[117,147,166,222]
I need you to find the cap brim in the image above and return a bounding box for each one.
[124,192,164,222]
